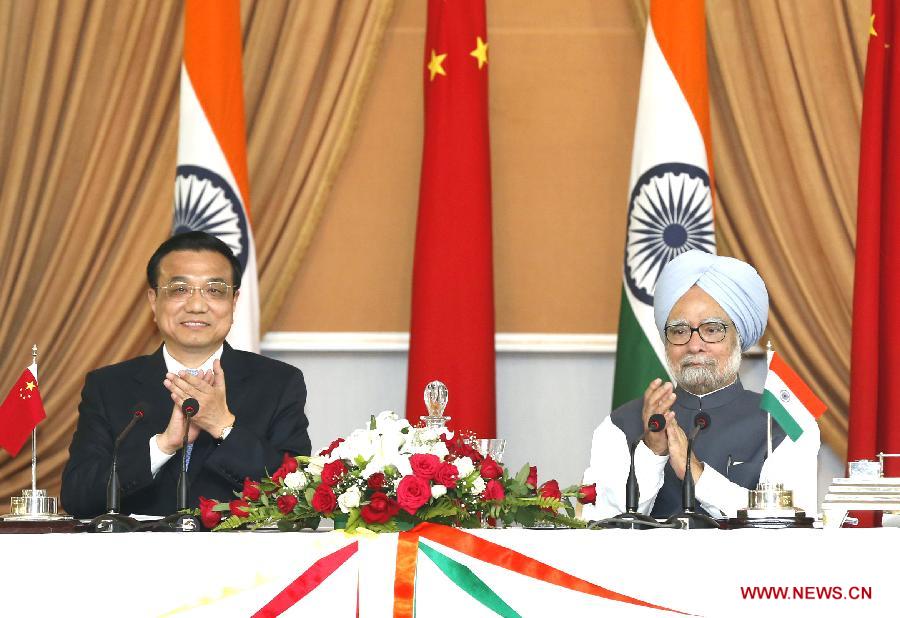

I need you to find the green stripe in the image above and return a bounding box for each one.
[612,287,669,409]
[760,390,803,441]
[419,542,521,618]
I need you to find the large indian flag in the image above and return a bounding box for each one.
[761,351,826,442]
[612,0,716,408]
[173,0,259,352]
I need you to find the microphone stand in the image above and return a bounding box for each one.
[595,438,664,530]
[160,398,201,532]
[591,414,678,530]
[666,410,720,529]
[89,409,144,533]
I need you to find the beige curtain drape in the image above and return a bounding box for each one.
[0,0,394,501]
[629,0,869,458]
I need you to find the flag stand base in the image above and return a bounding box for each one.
[1,488,70,522]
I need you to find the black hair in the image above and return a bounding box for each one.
[146,231,242,289]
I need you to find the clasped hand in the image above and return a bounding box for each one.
[640,378,704,481]
[156,359,235,455]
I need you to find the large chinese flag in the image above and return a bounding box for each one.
[173,0,259,351]
[849,2,900,528]
[849,3,900,470]
[406,0,495,437]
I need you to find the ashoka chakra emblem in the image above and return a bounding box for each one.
[624,162,715,305]
[174,165,249,272]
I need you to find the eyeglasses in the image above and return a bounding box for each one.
[664,321,730,345]
[157,281,235,302]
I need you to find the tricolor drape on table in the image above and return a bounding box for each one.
[173,0,259,352]
[850,1,900,476]
[611,0,716,408]
[406,0,495,437]
[0,364,46,457]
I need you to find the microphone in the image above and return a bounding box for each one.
[687,411,710,441]
[594,413,671,530]
[625,413,668,510]
[667,409,720,529]
[647,413,666,433]
[177,398,199,510]
[182,398,199,418]
[89,403,147,533]
[155,398,203,532]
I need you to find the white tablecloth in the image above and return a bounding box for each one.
[1,527,894,617]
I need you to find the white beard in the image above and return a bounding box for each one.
[667,342,741,395]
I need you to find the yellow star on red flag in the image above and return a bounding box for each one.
[470,36,488,69]
[427,49,447,81]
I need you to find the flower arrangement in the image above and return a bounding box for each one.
[196,411,596,532]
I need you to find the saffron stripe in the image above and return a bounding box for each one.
[393,529,421,618]
[419,541,522,617]
[770,353,826,418]
[253,541,358,618]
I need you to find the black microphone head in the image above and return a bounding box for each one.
[694,411,711,430]
[132,401,149,420]
[182,398,200,418]
[648,413,666,433]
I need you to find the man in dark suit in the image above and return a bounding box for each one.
[61,232,310,518]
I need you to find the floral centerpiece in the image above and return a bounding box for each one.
[196,411,596,532]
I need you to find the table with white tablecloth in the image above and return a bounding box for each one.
[1,526,894,617]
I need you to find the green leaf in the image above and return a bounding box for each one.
[514,464,530,485]
[345,509,362,532]
[420,497,465,520]
[214,515,246,531]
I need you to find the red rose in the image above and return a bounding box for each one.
[396,475,431,515]
[578,483,597,505]
[277,494,299,515]
[281,452,299,473]
[360,492,400,524]
[410,453,442,480]
[242,477,261,501]
[525,466,538,489]
[271,466,288,485]
[482,479,505,502]
[318,438,345,457]
[539,479,562,500]
[229,498,250,518]
[367,472,386,489]
[199,496,222,529]
[311,484,337,514]
[321,460,348,487]
[479,457,502,480]
[434,462,459,488]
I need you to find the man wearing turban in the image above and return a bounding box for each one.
[582,250,819,520]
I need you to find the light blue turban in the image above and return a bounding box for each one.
[653,250,768,351]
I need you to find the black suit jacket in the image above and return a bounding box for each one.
[61,343,310,518]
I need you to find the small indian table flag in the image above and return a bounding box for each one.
[760,351,826,442]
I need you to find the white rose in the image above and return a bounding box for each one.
[428,441,449,460]
[306,456,326,476]
[431,484,447,499]
[471,477,486,494]
[284,471,307,490]
[454,456,475,477]
[337,486,362,513]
